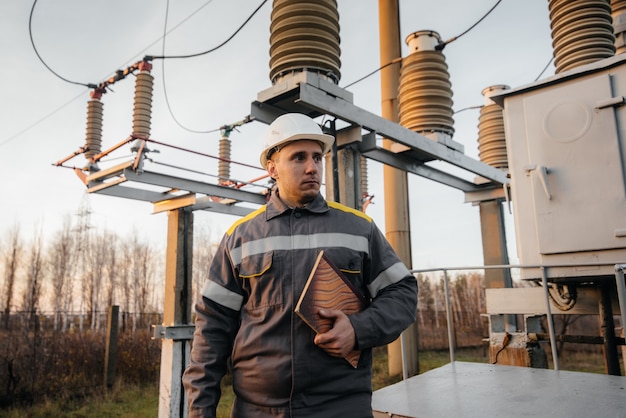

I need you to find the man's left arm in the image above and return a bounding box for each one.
[349,225,418,350]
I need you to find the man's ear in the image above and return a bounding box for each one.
[266,160,278,179]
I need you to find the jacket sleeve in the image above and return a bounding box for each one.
[349,222,418,350]
[182,240,241,418]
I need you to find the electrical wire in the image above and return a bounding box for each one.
[159,0,219,134]
[148,0,269,60]
[438,0,503,50]
[21,0,222,149]
[492,331,511,364]
[534,56,554,82]
[454,105,483,114]
[114,0,218,72]
[156,0,266,133]
[0,90,87,149]
[341,0,502,89]
[144,138,264,172]
[25,0,257,145]
[341,57,402,90]
[28,0,96,88]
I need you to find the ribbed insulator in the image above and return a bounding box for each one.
[478,85,509,169]
[398,31,454,136]
[133,71,153,138]
[359,155,368,197]
[85,98,104,159]
[612,0,626,54]
[218,135,231,183]
[549,0,615,74]
[269,0,341,84]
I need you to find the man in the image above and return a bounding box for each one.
[183,113,417,417]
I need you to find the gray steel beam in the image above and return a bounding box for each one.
[190,196,256,217]
[86,164,267,215]
[294,82,508,185]
[357,133,499,193]
[88,183,169,202]
[122,169,268,205]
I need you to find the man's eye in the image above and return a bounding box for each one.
[313,155,322,163]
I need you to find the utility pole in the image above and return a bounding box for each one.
[378,0,420,377]
[157,208,194,417]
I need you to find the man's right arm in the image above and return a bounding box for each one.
[182,242,242,418]
[183,295,239,418]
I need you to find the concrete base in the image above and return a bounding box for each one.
[372,361,626,418]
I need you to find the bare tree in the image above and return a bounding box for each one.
[192,222,215,304]
[48,216,78,331]
[1,224,22,329]
[74,197,94,331]
[416,274,433,328]
[21,225,45,330]
[119,241,132,331]
[103,232,118,308]
[84,231,109,331]
[130,236,154,331]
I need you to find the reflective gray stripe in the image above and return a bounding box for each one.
[202,279,244,311]
[230,233,369,265]
[368,262,410,298]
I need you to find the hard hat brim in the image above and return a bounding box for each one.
[260,132,334,168]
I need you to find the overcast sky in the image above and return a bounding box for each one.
[0,0,555,269]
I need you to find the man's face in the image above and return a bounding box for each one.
[266,139,324,208]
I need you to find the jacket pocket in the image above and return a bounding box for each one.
[238,251,283,310]
[325,250,367,299]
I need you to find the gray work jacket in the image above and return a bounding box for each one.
[183,192,418,417]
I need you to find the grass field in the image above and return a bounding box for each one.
[0,345,618,418]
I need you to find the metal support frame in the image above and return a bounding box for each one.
[540,266,560,370]
[84,164,266,216]
[251,71,508,195]
[414,262,626,372]
[152,324,195,341]
[615,264,626,344]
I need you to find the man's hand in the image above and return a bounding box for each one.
[313,309,356,358]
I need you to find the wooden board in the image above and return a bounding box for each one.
[295,250,368,367]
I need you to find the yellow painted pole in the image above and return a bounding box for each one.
[378,0,420,377]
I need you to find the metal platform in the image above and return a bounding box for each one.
[372,361,626,418]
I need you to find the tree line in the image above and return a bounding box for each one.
[0,200,216,333]
[0,198,492,408]
[1,201,485,344]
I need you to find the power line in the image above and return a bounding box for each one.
[114,0,218,71]
[438,0,503,50]
[342,57,402,90]
[17,0,218,149]
[17,0,243,148]
[157,0,268,133]
[147,0,269,60]
[534,56,554,82]
[0,90,87,149]
[28,0,95,88]
[340,0,503,89]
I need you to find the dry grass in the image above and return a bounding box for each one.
[1,345,620,418]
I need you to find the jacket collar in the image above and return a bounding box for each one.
[265,192,329,221]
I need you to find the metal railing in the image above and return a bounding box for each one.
[407,262,626,375]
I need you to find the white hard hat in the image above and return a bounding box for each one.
[260,113,334,168]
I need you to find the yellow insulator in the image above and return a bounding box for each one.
[398,31,454,137]
[133,70,153,138]
[549,0,615,73]
[85,90,104,160]
[218,135,232,184]
[269,0,341,84]
[478,85,509,169]
[359,154,368,196]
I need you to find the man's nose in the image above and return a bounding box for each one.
[304,156,319,172]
